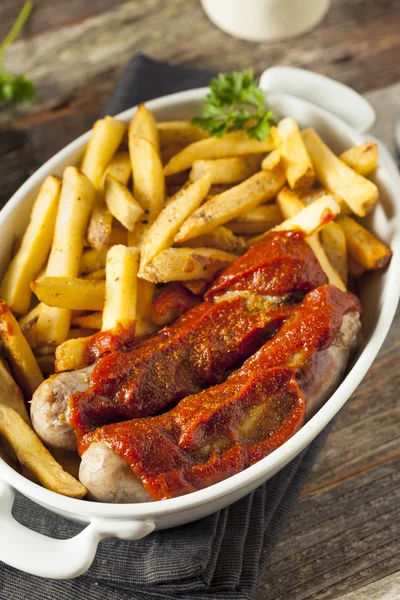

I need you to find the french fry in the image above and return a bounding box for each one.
[102,245,140,330]
[164,131,274,176]
[0,176,61,314]
[190,155,263,185]
[320,221,348,284]
[249,194,340,246]
[261,149,282,172]
[175,169,285,243]
[32,277,105,311]
[104,174,144,231]
[226,204,282,235]
[34,345,56,357]
[298,186,352,216]
[135,278,156,336]
[272,119,315,190]
[0,300,43,397]
[276,188,346,290]
[129,104,160,155]
[182,226,246,254]
[0,359,30,424]
[99,151,132,191]
[87,196,113,250]
[81,116,126,188]
[129,137,166,243]
[158,121,209,146]
[0,404,86,498]
[55,336,90,372]
[337,216,392,270]
[80,246,110,275]
[302,128,379,216]
[140,173,211,270]
[339,141,379,177]
[140,248,236,283]
[71,312,102,330]
[36,167,95,345]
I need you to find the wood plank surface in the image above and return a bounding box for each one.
[0,1,400,598]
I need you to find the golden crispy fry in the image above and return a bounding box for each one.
[102,245,140,330]
[104,174,144,231]
[320,221,348,284]
[80,247,110,275]
[182,226,246,254]
[175,169,285,243]
[226,204,282,235]
[337,216,392,270]
[276,188,345,290]
[87,196,113,250]
[339,141,378,177]
[50,449,81,479]
[302,128,379,216]
[71,312,102,330]
[140,173,211,270]
[140,248,236,283]
[99,151,132,191]
[0,300,43,397]
[347,254,366,278]
[32,277,105,311]
[164,131,274,176]
[272,119,315,190]
[0,404,86,498]
[190,155,263,185]
[135,278,155,337]
[129,104,160,155]
[249,194,340,246]
[129,137,166,246]
[158,121,209,146]
[81,116,126,188]
[0,176,61,314]
[0,359,30,423]
[298,186,352,216]
[55,336,90,372]
[36,167,95,345]
[261,149,282,172]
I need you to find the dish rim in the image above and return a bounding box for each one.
[0,86,399,520]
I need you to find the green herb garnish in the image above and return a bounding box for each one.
[192,69,273,140]
[0,2,36,105]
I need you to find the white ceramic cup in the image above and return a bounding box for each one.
[201,0,331,42]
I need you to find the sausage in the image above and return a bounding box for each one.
[31,231,327,450]
[79,289,361,503]
[30,366,93,450]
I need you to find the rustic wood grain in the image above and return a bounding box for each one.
[0,0,400,128]
[0,1,400,598]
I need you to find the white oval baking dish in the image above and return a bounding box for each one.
[0,67,399,580]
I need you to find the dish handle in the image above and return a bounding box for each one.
[0,479,155,579]
[259,66,376,134]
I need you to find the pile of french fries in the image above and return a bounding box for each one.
[0,105,392,498]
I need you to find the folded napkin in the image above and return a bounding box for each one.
[0,55,331,600]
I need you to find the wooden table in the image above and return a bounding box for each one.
[1,1,400,598]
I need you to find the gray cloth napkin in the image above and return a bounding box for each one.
[0,55,332,600]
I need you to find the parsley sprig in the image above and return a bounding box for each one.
[192,69,274,140]
[0,2,36,105]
